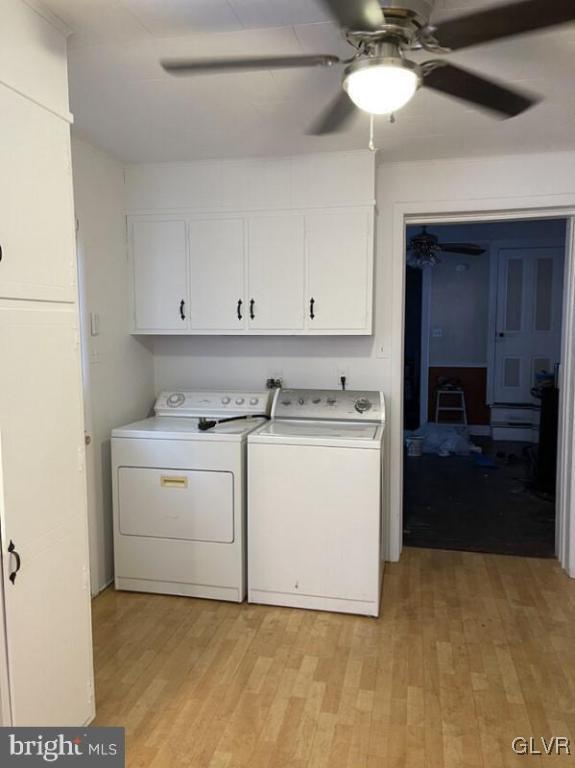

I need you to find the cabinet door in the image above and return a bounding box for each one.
[247,216,305,331]
[306,209,373,332]
[132,219,189,331]
[189,219,245,331]
[0,85,76,302]
[0,302,94,725]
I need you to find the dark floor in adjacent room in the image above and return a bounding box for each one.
[403,441,556,557]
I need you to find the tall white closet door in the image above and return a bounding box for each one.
[189,219,245,330]
[306,210,372,331]
[132,219,189,331]
[0,301,94,725]
[247,216,305,331]
[0,84,76,303]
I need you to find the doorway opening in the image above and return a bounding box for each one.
[402,218,567,557]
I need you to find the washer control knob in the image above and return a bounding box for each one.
[235,397,245,405]
[298,398,305,405]
[354,397,372,413]
[221,396,231,405]
[312,398,321,404]
[249,397,259,405]
[326,398,337,406]
[167,393,185,408]
[282,400,292,406]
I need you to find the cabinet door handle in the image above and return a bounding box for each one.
[7,540,21,585]
[237,299,243,321]
[0,244,2,262]
[179,300,186,321]
[310,297,315,320]
[249,299,255,320]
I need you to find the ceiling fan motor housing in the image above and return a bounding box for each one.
[380,0,434,27]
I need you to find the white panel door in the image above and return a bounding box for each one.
[306,209,373,332]
[0,85,76,303]
[132,219,189,331]
[247,216,305,331]
[494,247,564,403]
[189,219,245,331]
[0,301,94,725]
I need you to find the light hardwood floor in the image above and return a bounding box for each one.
[92,548,575,767]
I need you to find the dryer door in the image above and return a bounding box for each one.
[118,467,234,543]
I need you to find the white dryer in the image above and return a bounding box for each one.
[112,389,271,602]
[248,388,385,617]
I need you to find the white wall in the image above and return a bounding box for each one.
[417,219,566,367]
[72,137,155,594]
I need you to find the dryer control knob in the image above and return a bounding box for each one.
[221,397,231,405]
[249,398,259,405]
[235,397,245,405]
[167,393,185,408]
[355,398,372,413]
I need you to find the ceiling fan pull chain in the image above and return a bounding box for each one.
[368,113,376,152]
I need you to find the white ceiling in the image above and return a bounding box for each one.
[42,0,575,163]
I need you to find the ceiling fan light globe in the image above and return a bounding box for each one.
[344,60,419,115]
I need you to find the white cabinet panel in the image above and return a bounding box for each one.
[306,209,373,332]
[247,215,305,331]
[189,219,245,331]
[132,219,189,331]
[0,85,75,302]
[0,302,93,725]
[0,1,69,118]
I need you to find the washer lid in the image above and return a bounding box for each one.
[252,420,380,440]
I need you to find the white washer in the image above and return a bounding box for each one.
[111,389,271,602]
[248,388,385,617]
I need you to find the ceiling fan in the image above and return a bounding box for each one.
[407,226,486,267]
[160,0,575,135]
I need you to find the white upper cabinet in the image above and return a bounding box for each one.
[306,210,373,332]
[127,151,375,336]
[0,1,70,119]
[247,216,305,331]
[189,219,245,331]
[132,219,189,332]
[0,85,76,303]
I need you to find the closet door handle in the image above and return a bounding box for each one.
[179,299,186,321]
[249,299,255,320]
[310,297,315,320]
[0,244,3,262]
[7,540,21,585]
[237,299,243,321]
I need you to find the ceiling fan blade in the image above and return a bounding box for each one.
[432,0,575,51]
[161,54,340,75]
[308,91,357,135]
[319,0,385,31]
[422,62,539,118]
[439,244,487,255]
